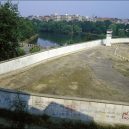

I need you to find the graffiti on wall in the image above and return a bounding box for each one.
[0,90,129,124]
[122,112,129,120]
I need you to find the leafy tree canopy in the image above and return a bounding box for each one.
[0,1,37,61]
[0,1,20,60]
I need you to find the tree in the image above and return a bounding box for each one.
[0,1,21,61]
[73,25,82,34]
[18,18,37,41]
[104,20,112,29]
[118,29,125,37]
[125,24,129,37]
[109,24,117,36]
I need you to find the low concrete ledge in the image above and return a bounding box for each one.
[0,88,129,106]
[111,38,129,44]
[0,40,102,75]
[1,38,129,75]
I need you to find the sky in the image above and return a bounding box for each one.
[15,1,129,19]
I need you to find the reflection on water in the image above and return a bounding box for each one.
[35,32,104,47]
[37,38,59,48]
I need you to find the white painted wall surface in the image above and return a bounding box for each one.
[111,38,129,44]
[0,40,102,75]
[0,38,129,75]
[0,89,129,125]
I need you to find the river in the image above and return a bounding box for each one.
[33,32,104,48]
[36,32,87,48]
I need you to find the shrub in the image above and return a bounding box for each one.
[29,46,40,53]
[17,48,25,56]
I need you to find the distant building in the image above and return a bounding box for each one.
[42,15,51,22]
[27,15,41,20]
[26,14,129,24]
[95,17,129,24]
[44,13,85,22]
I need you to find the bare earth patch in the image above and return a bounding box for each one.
[0,44,129,102]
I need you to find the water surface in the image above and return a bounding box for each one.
[36,32,102,48]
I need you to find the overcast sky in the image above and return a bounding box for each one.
[16,1,129,19]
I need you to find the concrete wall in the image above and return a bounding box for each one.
[0,88,129,125]
[111,38,129,44]
[0,40,103,75]
[1,38,129,124]
[1,38,129,75]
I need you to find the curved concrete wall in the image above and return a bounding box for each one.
[0,38,129,75]
[0,88,129,125]
[111,38,129,44]
[0,40,103,75]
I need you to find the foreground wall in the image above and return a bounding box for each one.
[0,40,102,75]
[0,89,129,125]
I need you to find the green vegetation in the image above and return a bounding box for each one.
[113,62,129,77]
[0,2,21,61]
[109,23,129,38]
[1,1,129,61]
[18,18,37,42]
[16,48,25,56]
[38,20,107,36]
[37,20,129,38]
[0,2,37,61]
[29,46,40,53]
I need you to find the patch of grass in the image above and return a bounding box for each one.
[113,63,129,77]
[29,46,40,53]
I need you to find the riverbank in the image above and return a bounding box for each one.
[20,34,39,54]
[20,34,38,45]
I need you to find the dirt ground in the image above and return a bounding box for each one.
[0,44,129,102]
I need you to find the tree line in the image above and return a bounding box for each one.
[38,20,129,38]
